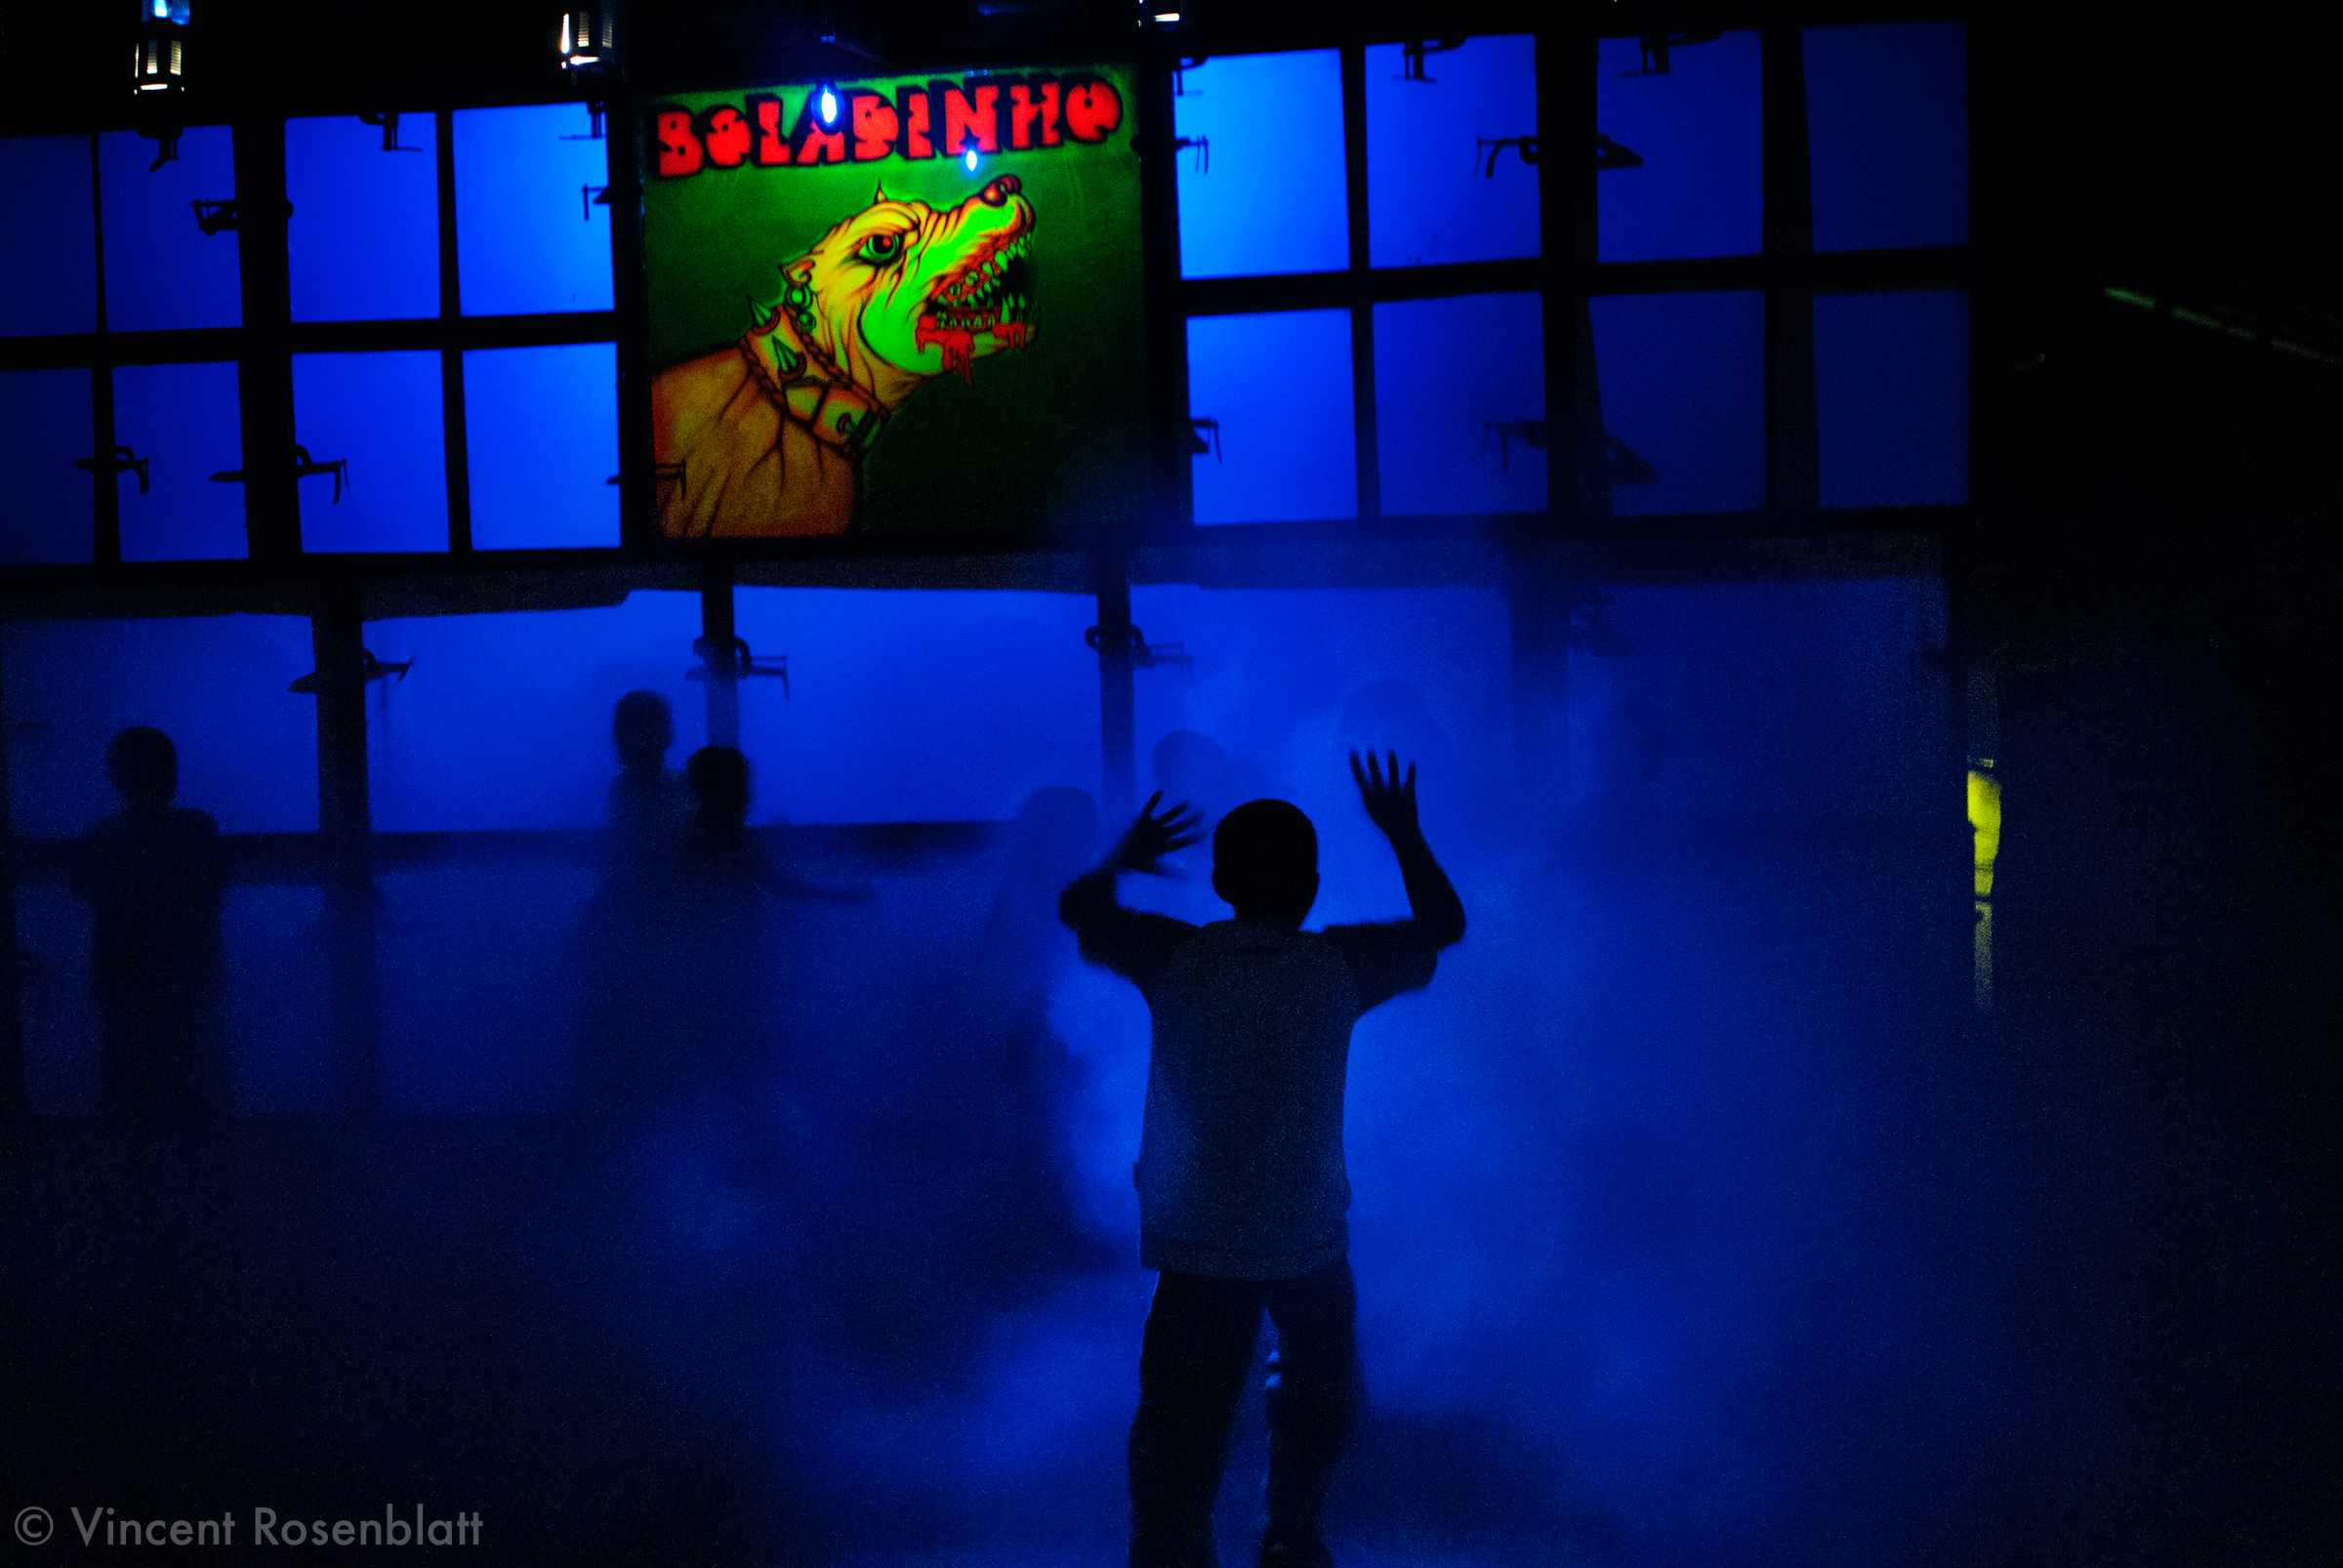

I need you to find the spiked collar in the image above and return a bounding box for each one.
[736,309,888,457]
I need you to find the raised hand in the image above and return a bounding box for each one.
[1114,791,1206,875]
[1350,749,1420,842]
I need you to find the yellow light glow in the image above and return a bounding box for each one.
[1967,767,2001,898]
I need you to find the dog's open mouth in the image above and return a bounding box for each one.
[917,235,1035,383]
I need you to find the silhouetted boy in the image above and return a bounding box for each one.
[69,726,228,1117]
[607,689,689,890]
[1060,753,1467,1568]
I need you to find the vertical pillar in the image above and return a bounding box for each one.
[700,559,740,750]
[437,109,473,554]
[1094,552,1137,821]
[234,116,301,559]
[1340,45,1380,521]
[1135,54,1192,531]
[0,630,23,1121]
[1762,27,1822,512]
[89,133,123,566]
[311,577,378,1112]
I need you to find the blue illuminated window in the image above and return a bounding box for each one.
[99,127,241,332]
[1365,36,1539,268]
[364,593,704,831]
[0,369,92,564]
[1806,22,1968,253]
[115,361,246,560]
[1174,51,1349,279]
[0,136,98,336]
[1595,31,1763,262]
[291,351,447,552]
[0,614,320,835]
[1187,310,1356,524]
[1588,291,1766,516]
[1374,293,1544,516]
[1126,582,1509,922]
[733,588,1105,824]
[463,343,620,550]
[454,103,614,315]
[286,112,439,322]
[1814,290,1968,508]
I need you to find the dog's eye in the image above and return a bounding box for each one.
[859,231,906,264]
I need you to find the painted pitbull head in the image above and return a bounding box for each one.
[761,175,1036,409]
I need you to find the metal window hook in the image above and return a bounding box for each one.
[73,445,150,495]
[1400,39,1467,82]
[1087,623,1195,677]
[1474,136,1540,178]
[689,636,790,698]
[356,112,422,151]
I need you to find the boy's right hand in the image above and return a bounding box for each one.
[1114,792,1205,875]
[1351,750,1422,842]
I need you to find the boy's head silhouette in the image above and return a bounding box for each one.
[685,745,752,827]
[1211,799,1318,928]
[614,689,675,771]
[106,725,179,812]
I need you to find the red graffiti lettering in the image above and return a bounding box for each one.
[1064,79,1122,143]
[900,90,933,159]
[751,95,790,165]
[942,85,1000,156]
[654,109,702,177]
[1009,83,1063,149]
[795,94,847,166]
[702,105,751,168]
[850,95,899,161]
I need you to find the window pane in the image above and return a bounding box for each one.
[1365,36,1539,268]
[116,360,246,560]
[1588,291,1765,516]
[1814,291,1967,508]
[454,103,614,315]
[1175,51,1348,278]
[733,588,1105,824]
[287,112,439,322]
[0,368,91,564]
[1127,583,1512,921]
[100,126,240,331]
[365,593,702,832]
[1375,293,1544,516]
[1596,31,1762,262]
[292,350,447,552]
[1807,22,1968,252]
[1,614,319,835]
[0,135,98,336]
[1187,310,1355,524]
[464,343,619,550]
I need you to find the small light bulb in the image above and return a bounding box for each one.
[964,147,978,172]
[820,89,838,125]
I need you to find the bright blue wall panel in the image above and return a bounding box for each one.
[1365,36,1540,268]
[1807,22,1968,253]
[115,360,246,560]
[464,343,620,550]
[1375,293,1545,516]
[1187,310,1356,524]
[292,351,447,552]
[732,588,1104,824]
[0,135,98,336]
[1174,51,1349,279]
[1815,291,1968,508]
[0,368,91,564]
[287,112,439,322]
[1,614,319,835]
[1596,32,1763,262]
[454,103,614,315]
[100,126,240,331]
[1588,291,1766,516]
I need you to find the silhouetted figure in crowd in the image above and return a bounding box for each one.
[1061,752,1468,1568]
[70,726,228,1118]
[980,786,1105,1267]
[607,689,690,892]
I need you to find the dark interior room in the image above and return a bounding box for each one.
[3,2,2335,1563]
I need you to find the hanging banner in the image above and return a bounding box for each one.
[640,65,1145,546]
